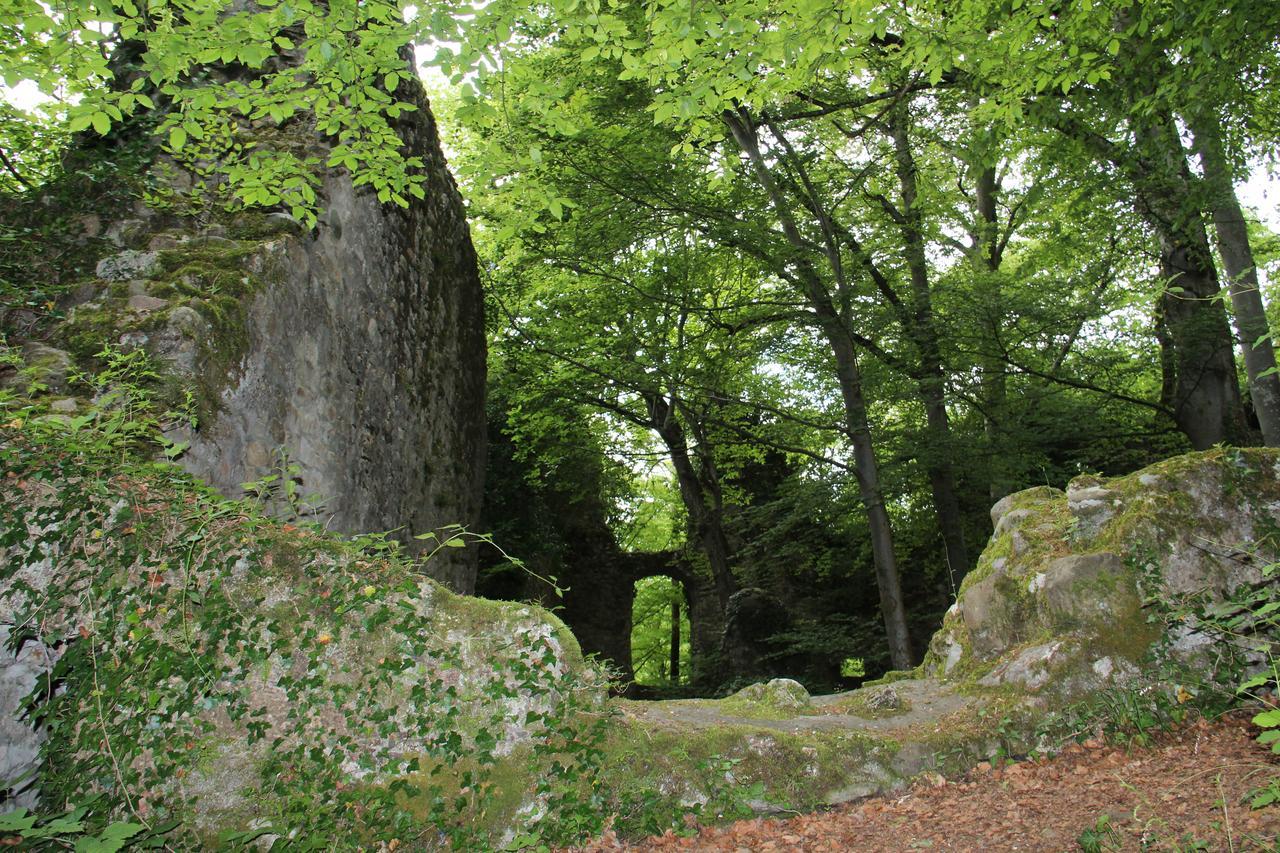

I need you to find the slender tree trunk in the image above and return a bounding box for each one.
[888,114,970,586]
[973,164,1012,502]
[825,327,915,669]
[647,393,738,614]
[1191,113,1280,446]
[670,587,681,684]
[724,109,914,669]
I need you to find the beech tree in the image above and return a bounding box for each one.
[435,0,1279,673]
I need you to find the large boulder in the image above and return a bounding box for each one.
[0,435,605,845]
[925,447,1280,694]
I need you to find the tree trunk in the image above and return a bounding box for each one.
[1191,112,1280,446]
[723,109,914,669]
[826,328,915,669]
[973,164,1013,502]
[1129,106,1246,449]
[888,114,970,587]
[670,588,681,684]
[647,393,738,614]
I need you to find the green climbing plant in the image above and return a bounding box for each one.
[0,410,613,848]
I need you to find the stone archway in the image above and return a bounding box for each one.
[550,549,726,692]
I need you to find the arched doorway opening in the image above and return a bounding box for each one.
[631,575,690,687]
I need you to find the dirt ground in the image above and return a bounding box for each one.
[574,713,1280,851]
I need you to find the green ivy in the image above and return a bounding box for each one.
[0,419,614,848]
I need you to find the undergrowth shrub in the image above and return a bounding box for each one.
[1176,553,1280,807]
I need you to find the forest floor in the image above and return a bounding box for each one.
[573,712,1280,851]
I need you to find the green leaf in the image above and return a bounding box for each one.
[169,126,187,151]
[90,112,111,135]
[1252,709,1280,728]
[0,810,36,832]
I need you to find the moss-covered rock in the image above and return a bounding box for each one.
[921,448,1279,694]
[0,431,605,847]
[580,449,1280,838]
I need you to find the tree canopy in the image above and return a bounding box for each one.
[3,0,1280,685]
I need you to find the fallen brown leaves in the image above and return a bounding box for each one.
[575,713,1280,852]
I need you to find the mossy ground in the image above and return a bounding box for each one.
[817,690,914,719]
[593,677,1058,838]
[596,714,882,828]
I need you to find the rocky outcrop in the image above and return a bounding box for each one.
[0,436,603,842]
[925,447,1278,692]
[586,449,1280,825]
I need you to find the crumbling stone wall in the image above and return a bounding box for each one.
[179,87,486,592]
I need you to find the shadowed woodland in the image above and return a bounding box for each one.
[456,0,1280,694]
[1,0,1280,848]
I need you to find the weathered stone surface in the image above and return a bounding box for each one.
[991,486,1062,532]
[95,249,161,281]
[862,685,902,712]
[0,625,57,810]
[126,293,168,314]
[1040,553,1133,622]
[958,563,1016,656]
[177,87,487,593]
[151,306,209,377]
[931,448,1280,692]
[978,641,1063,690]
[1066,481,1117,539]
[0,523,61,812]
[733,678,812,711]
[0,455,603,840]
[0,343,74,395]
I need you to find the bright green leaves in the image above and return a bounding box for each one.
[1,0,437,224]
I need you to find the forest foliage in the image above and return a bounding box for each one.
[2,0,1280,686]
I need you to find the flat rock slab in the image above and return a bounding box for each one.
[581,714,1280,852]
[619,678,976,734]
[601,678,1017,814]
